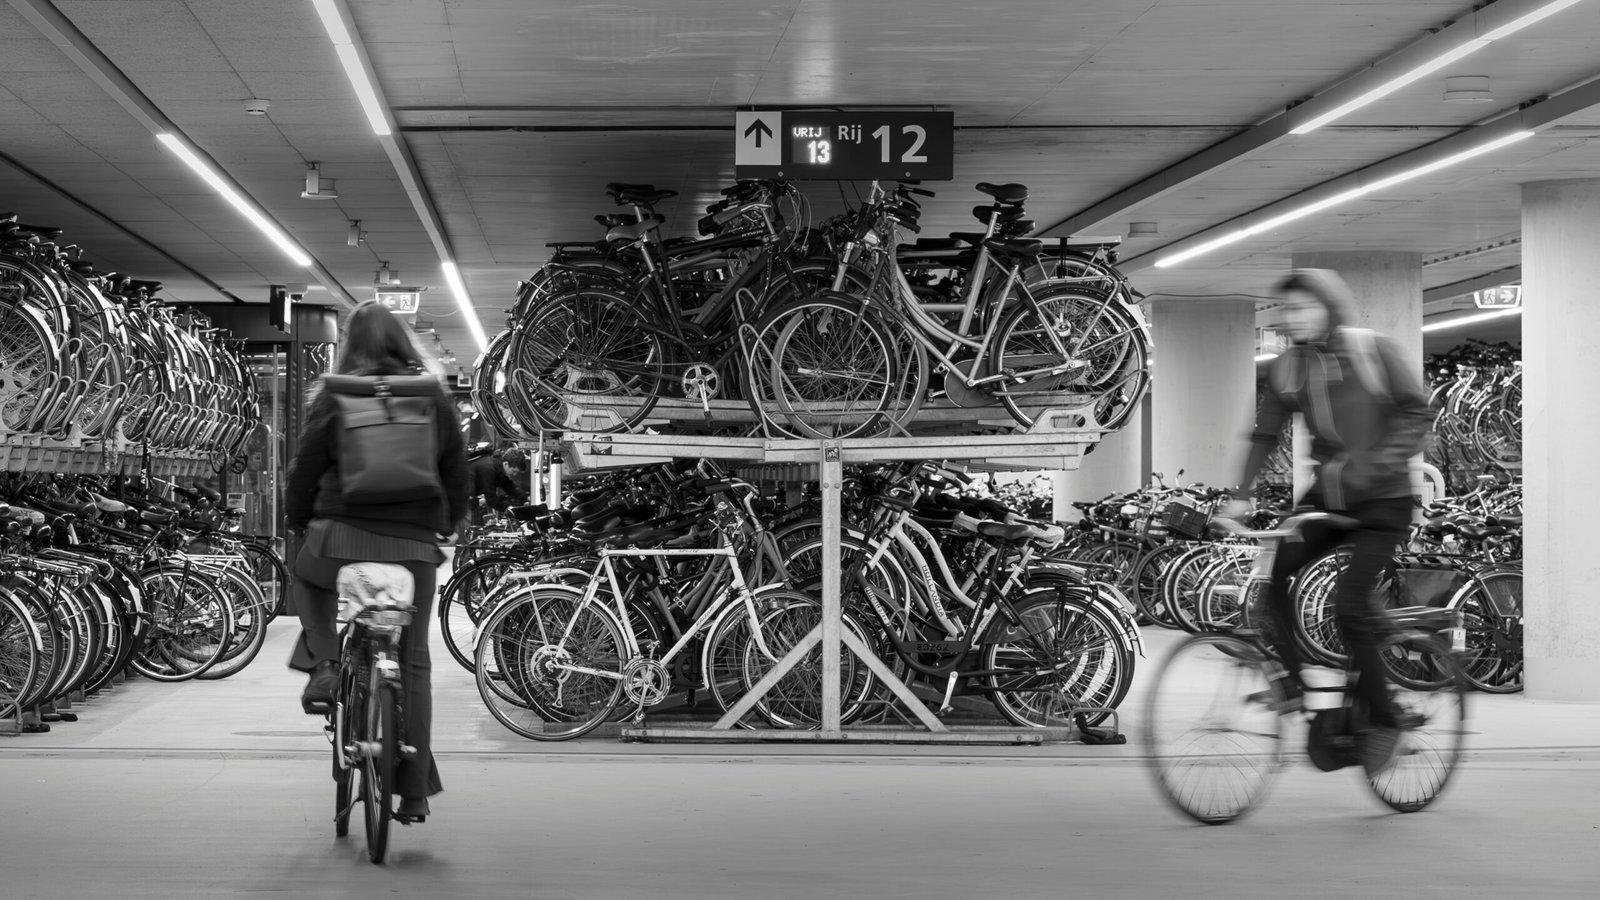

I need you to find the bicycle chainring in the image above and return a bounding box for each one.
[681,363,721,402]
[622,657,671,706]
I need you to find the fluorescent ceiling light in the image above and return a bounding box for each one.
[1290,0,1588,134]
[1480,0,1587,41]
[311,0,391,136]
[1422,307,1523,333]
[1255,353,1280,363]
[1291,41,1489,135]
[156,133,312,267]
[1155,130,1535,268]
[441,261,489,353]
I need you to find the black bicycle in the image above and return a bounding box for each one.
[324,563,419,864]
[1143,512,1470,824]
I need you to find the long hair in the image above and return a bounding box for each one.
[335,301,426,375]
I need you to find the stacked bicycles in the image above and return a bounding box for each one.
[474,180,1150,440]
[2,213,261,471]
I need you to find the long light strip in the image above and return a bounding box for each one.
[1421,307,1523,333]
[311,0,391,135]
[1254,353,1280,363]
[1154,130,1536,268]
[1289,0,1588,134]
[441,262,489,352]
[1291,41,1489,135]
[156,133,313,267]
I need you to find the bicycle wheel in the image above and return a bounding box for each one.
[333,650,362,838]
[194,568,269,680]
[1143,632,1286,824]
[1128,542,1188,627]
[740,591,876,729]
[0,589,41,720]
[474,589,626,741]
[1452,572,1523,693]
[362,679,398,864]
[983,589,1133,728]
[132,568,234,681]
[438,553,527,672]
[1366,635,1469,813]
[994,290,1149,430]
[765,293,898,439]
[238,542,288,622]
[510,288,667,433]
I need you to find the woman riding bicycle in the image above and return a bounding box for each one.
[286,301,470,821]
[1225,268,1432,776]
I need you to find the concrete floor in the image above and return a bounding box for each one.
[3,616,1598,899]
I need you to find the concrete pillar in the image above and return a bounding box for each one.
[1521,179,1600,701]
[1052,400,1144,520]
[1148,298,1257,490]
[1286,251,1425,497]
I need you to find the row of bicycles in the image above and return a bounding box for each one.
[0,472,287,731]
[1,212,261,469]
[472,179,1151,441]
[441,458,1141,740]
[1055,473,1524,693]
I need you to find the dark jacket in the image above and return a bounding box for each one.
[1240,270,1432,510]
[471,453,526,512]
[286,372,470,542]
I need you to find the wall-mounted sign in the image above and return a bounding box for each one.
[1473,284,1521,309]
[374,289,422,323]
[735,110,954,181]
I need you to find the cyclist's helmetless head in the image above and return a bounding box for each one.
[1273,268,1357,344]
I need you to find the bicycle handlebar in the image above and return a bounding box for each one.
[1210,510,1361,541]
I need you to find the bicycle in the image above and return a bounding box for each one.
[320,562,422,865]
[1143,511,1470,824]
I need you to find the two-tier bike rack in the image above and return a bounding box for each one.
[553,406,1118,745]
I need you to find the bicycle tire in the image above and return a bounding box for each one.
[438,553,529,672]
[509,287,668,433]
[474,588,626,741]
[765,293,899,439]
[363,679,398,864]
[1366,635,1469,813]
[0,588,41,720]
[994,290,1150,430]
[740,591,877,729]
[1128,541,1188,628]
[982,589,1133,729]
[1451,572,1524,693]
[1143,632,1286,825]
[194,568,270,680]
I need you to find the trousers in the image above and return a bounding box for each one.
[1264,493,1413,728]
[292,545,443,799]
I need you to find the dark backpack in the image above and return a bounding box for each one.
[323,374,444,504]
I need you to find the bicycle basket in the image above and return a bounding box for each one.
[1161,499,1210,540]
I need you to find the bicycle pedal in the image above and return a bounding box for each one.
[394,814,425,826]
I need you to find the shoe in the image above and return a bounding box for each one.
[1358,726,1402,777]
[396,797,429,821]
[300,661,338,715]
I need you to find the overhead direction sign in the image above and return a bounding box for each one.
[734,110,953,181]
[735,111,780,167]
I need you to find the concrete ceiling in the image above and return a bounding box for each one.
[3,0,1591,366]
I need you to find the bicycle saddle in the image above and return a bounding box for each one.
[607,183,678,206]
[977,521,1033,543]
[140,507,177,526]
[90,493,128,514]
[982,238,1044,260]
[972,204,1026,224]
[605,221,656,243]
[508,503,550,523]
[975,182,1029,203]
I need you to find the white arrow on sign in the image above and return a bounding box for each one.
[735,111,781,166]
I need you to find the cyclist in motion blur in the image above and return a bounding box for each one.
[1225,268,1433,776]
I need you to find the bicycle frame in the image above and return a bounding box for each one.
[544,546,781,697]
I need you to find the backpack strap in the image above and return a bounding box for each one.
[1337,326,1391,407]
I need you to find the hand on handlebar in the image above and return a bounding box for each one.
[1219,497,1253,522]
